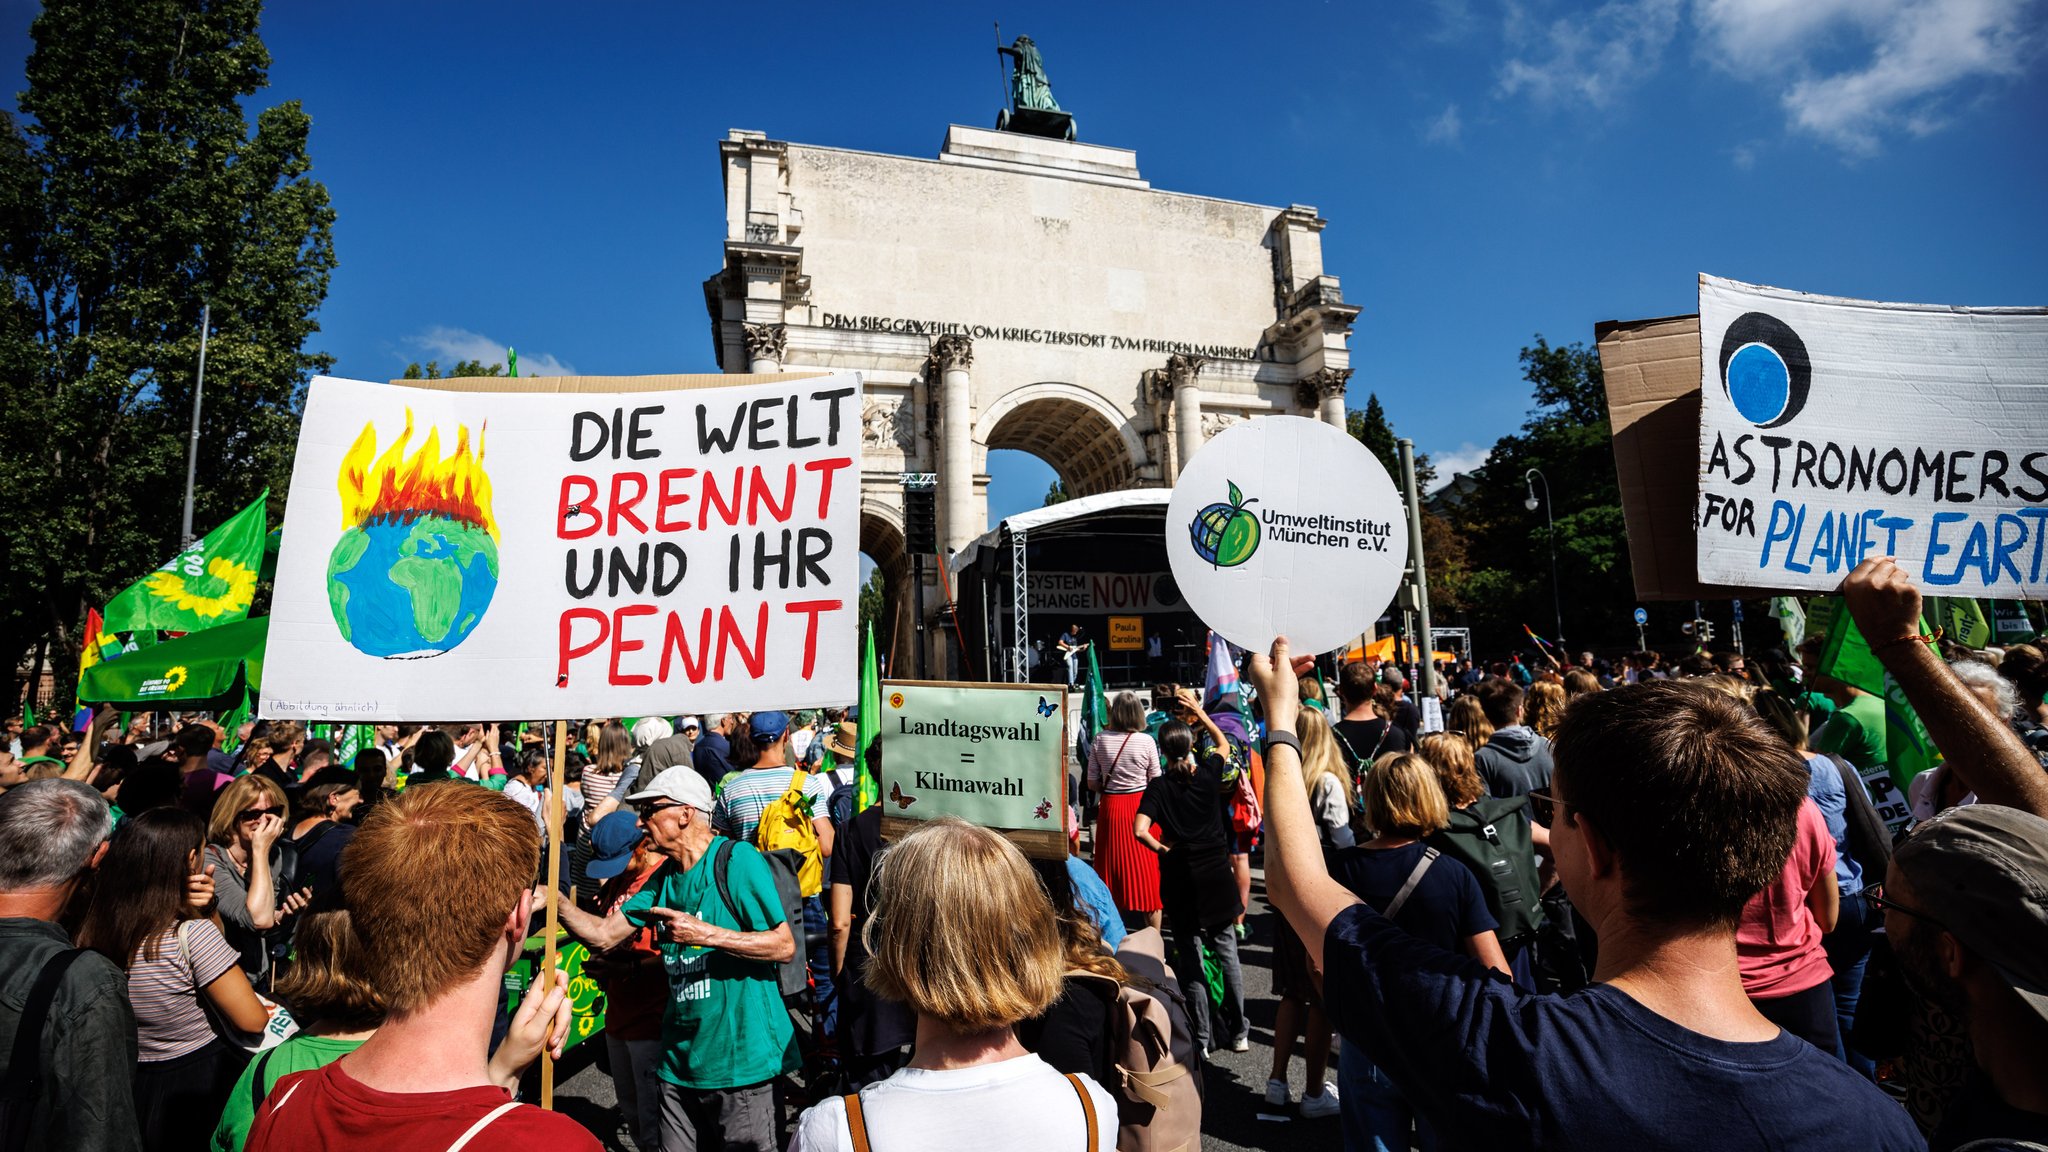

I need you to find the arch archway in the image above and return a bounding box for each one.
[858,503,913,672]
[976,383,1147,499]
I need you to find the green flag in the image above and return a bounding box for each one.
[103,492,268,634]
[1925,597,1991,649]
[21,699,33,727]
[855,622,881,812]
[1808,595,1941,793]
[1771,596,1806,649]
[218,688,252,753]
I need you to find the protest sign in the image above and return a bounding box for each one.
[877,679,1069,859]
[263,373,862,721]
[1164,416,1407,655]
[1697,275,2048,596]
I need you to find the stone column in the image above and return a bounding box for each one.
[928,334,976,558]
[742,323,787,373]
[1167,353,1207,469]
[1296,367,1352,429]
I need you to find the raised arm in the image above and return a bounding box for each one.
[1839,558,2048,818]
[1248,638,1361,972]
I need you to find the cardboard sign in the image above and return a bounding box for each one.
[1697,275,2048,596]
[1164,416,1407,655]
[1107,616,1145,651]
[263,373,861,720]
[877,679,1069,859]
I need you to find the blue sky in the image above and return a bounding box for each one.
[6,0,2044,533]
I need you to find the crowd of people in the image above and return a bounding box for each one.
[2,557,2045,1151]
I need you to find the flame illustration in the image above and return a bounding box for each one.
[337,410,497,540]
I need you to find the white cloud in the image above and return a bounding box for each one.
[1731,142,1758,168]
[406,326,577,376]
[1429,441,1493,477]
[1498,0,1684,106]
[1698,0,2038,154]
[1423,103,1465,144]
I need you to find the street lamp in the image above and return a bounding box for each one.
[1524,468,1564,650]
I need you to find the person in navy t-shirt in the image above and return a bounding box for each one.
[1250,641,1923,1152]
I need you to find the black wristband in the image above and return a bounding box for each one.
[1265,730,1302,761]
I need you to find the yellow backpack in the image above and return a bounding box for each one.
[754,771,824,897]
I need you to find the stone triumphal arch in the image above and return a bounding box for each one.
[702,119,1359,668]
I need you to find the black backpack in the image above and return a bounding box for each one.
[710,838,809,999]
[0,949,84,1152]
[1824,754,1894,877]
[1427,796,1547,944]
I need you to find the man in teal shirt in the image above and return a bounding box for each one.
[558,766,795,1150]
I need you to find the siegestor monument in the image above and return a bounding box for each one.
[702,37,1359,670]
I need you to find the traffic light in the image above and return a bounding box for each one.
[1700,621,1715,645]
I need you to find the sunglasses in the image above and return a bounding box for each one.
[236,806,279,824]
[633,801,683,816]
[1525,788,1577,825]
[1866,887,1944,931]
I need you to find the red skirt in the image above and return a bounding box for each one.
[1094,790,1161,914]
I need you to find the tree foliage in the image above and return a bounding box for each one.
[401,358,505,379]
[1042,476,1070,507]
[1443,337,1629,651]
[0,0,334,709]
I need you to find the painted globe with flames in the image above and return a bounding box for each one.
[327,414,500,659]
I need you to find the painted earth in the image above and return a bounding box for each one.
[327,514,499,658]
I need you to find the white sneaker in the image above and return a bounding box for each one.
[1230,1035,1250,1053]
[1299,1082,1341,1119]
[1294,1074,1343,1115]
[1265,1077,1292,1106]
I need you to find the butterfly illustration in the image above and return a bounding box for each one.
[1034,798,1053,821]
[889,782,917,810]
[1035,695,1057,718]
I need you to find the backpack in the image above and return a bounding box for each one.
[1427,796,1546,944]
[1071,928,1203,1152]
[0,949,84,1152]
[710,838,810,1000]
[1824,754,1894,877]
[754,772,825,898]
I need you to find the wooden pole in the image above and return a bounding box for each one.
[541,718,567,1108]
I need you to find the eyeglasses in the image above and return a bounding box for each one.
[236,806,279,824]
[1525,789,1577,825]
[633,801,682,816]
[1866,887,1944,930]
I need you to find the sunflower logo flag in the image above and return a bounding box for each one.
[102,492,268,634]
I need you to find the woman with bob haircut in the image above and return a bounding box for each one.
[1086,691,1164,931]
[791,818,1116,1151]
[204,774,311,988]
[1328,752,1508,1152]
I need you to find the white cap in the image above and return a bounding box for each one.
[680,715,703,731]
[624,766,713,812]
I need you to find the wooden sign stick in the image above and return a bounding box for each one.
[541,718,567,1108]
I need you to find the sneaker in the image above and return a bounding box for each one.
[1230,1034,1250,1053]
[1265,1078,1292,1106]
[1299,1082,1341,1118]
[1235,922,1250,941]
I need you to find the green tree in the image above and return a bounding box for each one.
[1346,393,1456,611]
[0,0,334,709]
[1347,392,1436,491]
[401,358,505,379]
[857,566,888,636]
[1446,337,1628,652]
[1042,476,1070,506]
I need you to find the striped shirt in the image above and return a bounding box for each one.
[712,766,832,844]
[130,918,239,1061]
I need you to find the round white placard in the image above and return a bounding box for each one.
[1163,416,1409,655]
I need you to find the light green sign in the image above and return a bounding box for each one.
[880,680,1068,848]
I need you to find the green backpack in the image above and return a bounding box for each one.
[1427,795,1547,945]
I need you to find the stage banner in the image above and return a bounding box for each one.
[877,679,1068,859]
[1697,275,2048,596]
[264,373,861,721]
[1164,416,1407,655]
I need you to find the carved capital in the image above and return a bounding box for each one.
[1295,367,1352,409]
[1141,367,1173,404]
[926,333,974,375]
[742,323,787,362]
[1165,353,1207,390]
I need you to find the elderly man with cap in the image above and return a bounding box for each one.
[712,710,839,1066]
[558,767,795,1152]
[1878,807,2048,1148]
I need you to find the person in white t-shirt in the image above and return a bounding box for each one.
[790,818,1115,1152]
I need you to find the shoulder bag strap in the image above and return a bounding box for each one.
[1063,1072,1100,1151]
[1382,847,1441,921]
[293,820,336,859]
[248,1048,278,1113]
[710,838,740,925]
[843,1092,872,1152]
[444,1101,521,1152]
[0,948,84,1114]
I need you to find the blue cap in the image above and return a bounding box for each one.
[583,810,646,880]
[748,710,790,741]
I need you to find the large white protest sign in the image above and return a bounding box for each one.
[1697,276,2048,596]
[263,374,862,720]
[1164,416,1407,655]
